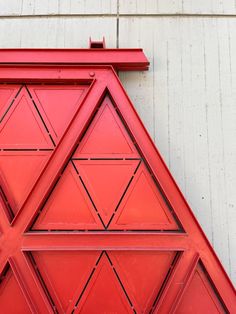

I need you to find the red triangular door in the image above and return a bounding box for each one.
[0,56,235,314]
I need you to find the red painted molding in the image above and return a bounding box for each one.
[0,48,149,71]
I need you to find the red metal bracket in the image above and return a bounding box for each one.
[89,37,106,49]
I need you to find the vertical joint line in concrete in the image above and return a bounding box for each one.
[116,0,120,48]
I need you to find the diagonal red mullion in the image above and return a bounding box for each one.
[0,84,22,121]
[11,250,54,314]
[21,233,189,251]
[0,195,11,233]
[8,78,92,225]
[13,73,108,232]
[199,244,236,312]
[0,259,8,277]
[0,168,19,222]
[8,256,38,313]
[153,250,198,314]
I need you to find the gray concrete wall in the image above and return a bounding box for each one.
[0,0,235,285]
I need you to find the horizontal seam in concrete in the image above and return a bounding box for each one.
[0,13,236,19]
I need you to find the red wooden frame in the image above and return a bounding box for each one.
[0,48,235,313]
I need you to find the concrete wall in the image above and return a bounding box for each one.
[0,0,235,285]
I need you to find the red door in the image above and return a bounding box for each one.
[0,49,235,314]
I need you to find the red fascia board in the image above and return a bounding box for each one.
[0,48,149,71]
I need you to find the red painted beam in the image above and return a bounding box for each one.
[0,48,149,71]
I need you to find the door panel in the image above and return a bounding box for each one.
[0,66,234,314]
